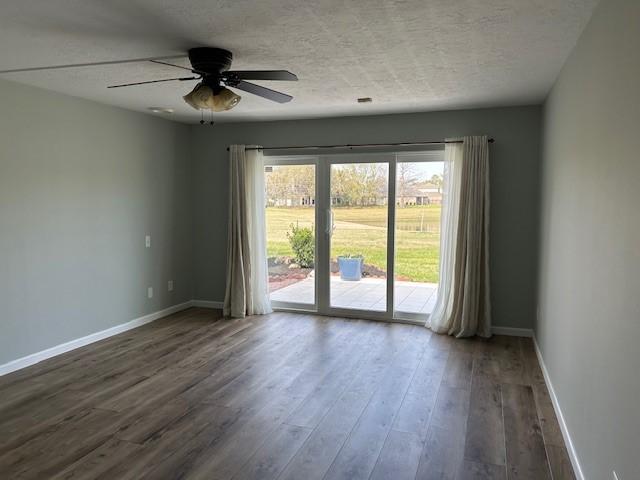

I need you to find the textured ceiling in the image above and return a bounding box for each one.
[0,0,598,123]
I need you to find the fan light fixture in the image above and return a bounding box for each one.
[183,83,241,112]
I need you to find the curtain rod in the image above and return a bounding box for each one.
[227,138,494,152]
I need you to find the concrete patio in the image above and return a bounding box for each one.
[270,276,438,315]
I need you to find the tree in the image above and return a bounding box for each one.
[266,165,315,206]
[397,163,419,207]
[430,174,443,193]
[331,164,387,206]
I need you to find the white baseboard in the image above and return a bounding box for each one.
[491,326,533,337]
[192,299,224,309]
[533,336,584,480]
[0,300,194,377]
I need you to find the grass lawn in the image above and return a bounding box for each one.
[266,205,441,283]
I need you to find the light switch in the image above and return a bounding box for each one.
[147,287,153,298]
[145,235,151,248]
[168,280,174,292]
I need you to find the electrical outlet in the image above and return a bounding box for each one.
[147,287,153,298]
[145,235,151,248]
[168,280,174,292]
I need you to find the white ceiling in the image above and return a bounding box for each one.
[0,0,598,123]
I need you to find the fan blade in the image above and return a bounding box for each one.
[0,55,186,75]
[231,80,293,103]
[149,60,206,76]
[107,76,199,89]
[224,70,298,81]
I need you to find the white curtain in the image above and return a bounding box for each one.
[428,140,463,333]
[428,136,491,337]
[223,145,273,318]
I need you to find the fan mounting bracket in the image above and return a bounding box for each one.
[188,47,233,74]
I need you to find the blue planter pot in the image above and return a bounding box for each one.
[338,257,363,281]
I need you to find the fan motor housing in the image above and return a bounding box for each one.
[188,48,233,74]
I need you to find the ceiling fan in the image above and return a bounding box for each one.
[109,48,298,111]
[0,47,298,112]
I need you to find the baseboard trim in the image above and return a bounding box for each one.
[491,326,533,337]
[533,336,585,480]
[192,299,224,309]
[0,300,194,377]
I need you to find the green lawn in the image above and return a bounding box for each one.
[266,205,441,283]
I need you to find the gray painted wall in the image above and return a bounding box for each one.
[538,0,639,478]
[0,79,193,365]
[191,106,542,330]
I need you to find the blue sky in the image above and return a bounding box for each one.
[407,161,444,182]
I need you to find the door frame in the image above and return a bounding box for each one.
[264,148,444,325]
[263,155,321,313]
[317,152,396,322]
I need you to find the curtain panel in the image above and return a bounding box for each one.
[428,136,491,337]
[223,145,272,318]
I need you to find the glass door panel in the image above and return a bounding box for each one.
[329,162,389,311]
[394,160,444,316]
[265,164,316,306]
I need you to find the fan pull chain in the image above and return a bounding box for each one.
[197,109,215,126]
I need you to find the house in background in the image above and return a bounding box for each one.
[397,183,443,206]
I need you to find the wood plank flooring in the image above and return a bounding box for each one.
[0,308,575,479]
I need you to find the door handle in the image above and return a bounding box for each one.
[326,209,334,235]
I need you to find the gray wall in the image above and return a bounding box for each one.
[538,0,639,478]
[192,106,542,330]
[0,79,193,365]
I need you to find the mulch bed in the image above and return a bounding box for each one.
[269,256,408,292]
[268,259,313,292]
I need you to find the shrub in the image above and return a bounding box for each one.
[287,223,314,267]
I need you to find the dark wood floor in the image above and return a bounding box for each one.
[0,308,575,480]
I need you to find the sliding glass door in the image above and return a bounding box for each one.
[265,159,317,310]
[264,150,443,323]
[394,154,444,319]
[328,158,391,313]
